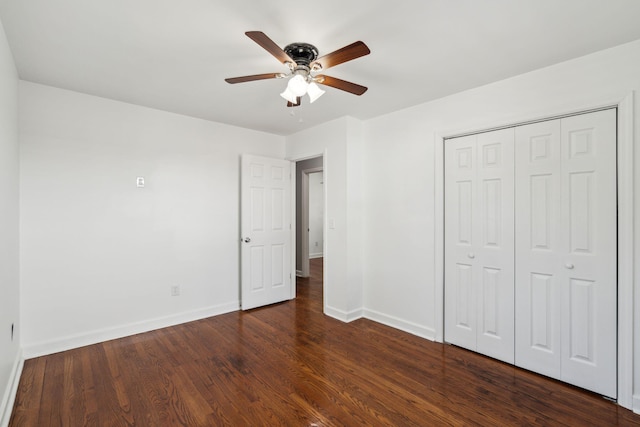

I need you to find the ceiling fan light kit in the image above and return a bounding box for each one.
[280,87,297,104]
[307,82,325,103]
[225,31,370,107]
[287,73,309,96]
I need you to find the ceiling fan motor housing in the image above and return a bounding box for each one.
[284,42,319,67]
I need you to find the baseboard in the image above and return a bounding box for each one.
[324,305,364,323]
[0,349,24,427]
[309,253,323,259]
[22,301,240,359]
[633,394,640,415]
[363,308,437,341]
[296,269,303,277]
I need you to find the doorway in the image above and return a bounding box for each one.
[307,171,324,261]
[295,157,324,278]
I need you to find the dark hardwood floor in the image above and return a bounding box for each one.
[10,258,640,426]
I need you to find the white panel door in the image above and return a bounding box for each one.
[240,155,292,310]
[559,110,617,398]
[515,109,617,398]
[445,134,477,352]
[475,130,515,363]
[445,128,515,364]
[515,119,563,378]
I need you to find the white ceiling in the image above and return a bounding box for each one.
[1,0,640,136]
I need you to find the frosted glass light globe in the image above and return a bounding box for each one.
[280,87,297,104]
[307,82,325,103]
[287,74,309,96]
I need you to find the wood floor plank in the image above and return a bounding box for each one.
[9,258,640,426]
[8,355,46,426]
[78,346,99,426]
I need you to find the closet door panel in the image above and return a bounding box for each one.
[475,129,515,364]
[560,109,617,398]
[445,135,478,351]
[515,120,562,378]
[445,129,514,363]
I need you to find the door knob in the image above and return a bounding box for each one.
[565,263,574,269]
[468,253,475,259]
[243,237,251,243]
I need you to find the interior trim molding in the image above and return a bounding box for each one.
[434,91,635,410]
[617,91,634,410]
[364,308,437,341]
[0,349,23,427]
[22,302,240,359]
[324,305,363,323]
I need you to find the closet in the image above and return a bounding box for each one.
[444,109,617,398]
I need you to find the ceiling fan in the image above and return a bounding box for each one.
[225,31,370,107]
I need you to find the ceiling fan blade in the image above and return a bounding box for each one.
[287,97,302,107]
[245,31,296,65]
[311,41,370,71]
[225,73,284,84]
[315,75,368,95]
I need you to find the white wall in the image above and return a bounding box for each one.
[362,39,640,410]
[19,82,284,357]
[0,16,20,427]
[286,117,364,320]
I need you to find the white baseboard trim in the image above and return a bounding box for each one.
[363,308,437,341]
[324,306,437,341]
[633,394,640,415]
[1,349,24,427]
[324,305,364,323]
[22,302,240,359]
[309,253,323,259]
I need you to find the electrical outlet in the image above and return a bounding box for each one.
[171,286,180,296]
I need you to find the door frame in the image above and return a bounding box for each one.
[300,166,324,277]
[287,151,327,303]
[434,92,634,408]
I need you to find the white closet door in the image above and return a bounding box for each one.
[475,130,515,363]
[515,119,563,378]
[515,109,617,398]
[559,110,617,398]
[445,128,515,364]
[445,134,477,352]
